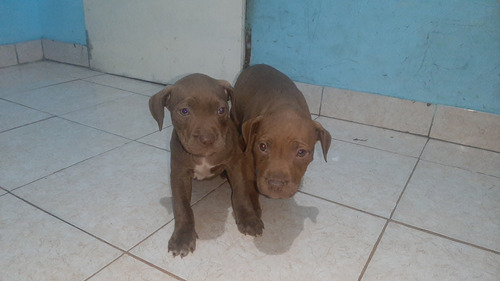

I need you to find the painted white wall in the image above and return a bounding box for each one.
[83,0,245,84]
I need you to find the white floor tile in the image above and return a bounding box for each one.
[317,116,428,157]
[14,142,223,250]
[4,80,133,115]
[302,141,417,217]
[0,99,51,132]
[88,255,179,281]
[63,94,162,139]
[132,186,386,281]
[137,126,174,151]
[85,74,163,93]
[393,161,500,252]
[0,61,99,96]
[0,194,121,281]
[422,139,500,177]
[137,84,167,97]
[0,117,127,190]
[1,61,498,280]
[363,223,500,281]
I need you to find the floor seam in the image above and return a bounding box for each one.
[390,219,500,255]
[7,191,127,253]
[357,220,389,281]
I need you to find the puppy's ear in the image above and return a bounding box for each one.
[241,116,263,153]
[217,79,234,102]
[149,86,173,131]
[314,121,332,162]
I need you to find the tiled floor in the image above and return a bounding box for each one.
[0,61,499,281]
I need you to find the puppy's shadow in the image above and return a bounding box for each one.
[159,184,319,254]
[159,181,232,242]
[159,196,174,214]
[254,196,319,255]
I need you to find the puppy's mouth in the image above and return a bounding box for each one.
[180,135,226,157]
[257,177,300,199]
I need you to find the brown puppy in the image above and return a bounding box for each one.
[149,74,263,258]
[231,64,332,199]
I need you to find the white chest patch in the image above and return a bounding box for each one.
[193,158,216,180]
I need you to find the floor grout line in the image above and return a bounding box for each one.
[83,253,125,281]
[357,220,390,281]
[331,137,422,159]
[0,114,56,134]
[126,253,186,281]
[2,60,499,280]
[6,191,128,254]
[316,114,430,139]
[427,103,438,137]
[125,182,226,255]
[350,137,429,280]
[390,219,500,255]
[318,86,324,115]
[5,182,204,280]
[8,139,132,193]
[388,138,430,220]
[298,190,388,221]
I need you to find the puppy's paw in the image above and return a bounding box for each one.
[237,215,264,237]
[168,230,199,258]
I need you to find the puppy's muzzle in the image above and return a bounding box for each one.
[259,173,298,199]
[196,133,216,146]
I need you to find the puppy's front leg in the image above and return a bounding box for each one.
[169,172,198,258]
[226,155,264,237]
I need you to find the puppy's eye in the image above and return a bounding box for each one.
[218,107,226,115]
[179,108,189,116]
[296,149,307,158]
[259,143,267,152]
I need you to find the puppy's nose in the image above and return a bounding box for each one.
[199,134,215,146]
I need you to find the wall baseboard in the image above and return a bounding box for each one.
[42,39,89,67]
[1,40,497,152]
[298,82,500,152]
[0,39,89,68]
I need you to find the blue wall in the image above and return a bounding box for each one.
[248,0,500,114]
[39,0,87,45]
[0,0,86,45]
[0,0,42,44]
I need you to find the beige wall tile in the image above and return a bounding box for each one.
[321,87,435,136]
[42,39,89,67]
[0,44,17,67]
[16,40,43,64]
[431,106,500,152]
[295,81,322,115]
